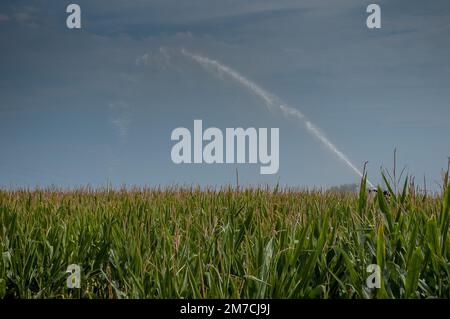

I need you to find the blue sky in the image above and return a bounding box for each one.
[0,0,449,190]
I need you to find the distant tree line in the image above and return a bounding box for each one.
[327,183,359,193]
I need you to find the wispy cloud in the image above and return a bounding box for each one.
[136,47,173,69]
[13,7,40,28]
[136,47,192,73]
[109,102,131,141]
[111,116,130,138]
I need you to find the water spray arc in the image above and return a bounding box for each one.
[181,49,374,188]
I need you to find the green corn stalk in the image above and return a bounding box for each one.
[405,248,423,298]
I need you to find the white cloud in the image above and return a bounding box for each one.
[135,47,173,69]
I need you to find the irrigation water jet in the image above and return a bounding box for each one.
[181,49,374,188]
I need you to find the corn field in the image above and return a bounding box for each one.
[0,172,449,299]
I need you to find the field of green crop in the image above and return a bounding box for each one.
[0,173,449,299]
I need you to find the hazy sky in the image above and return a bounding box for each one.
[0,0,449,189]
